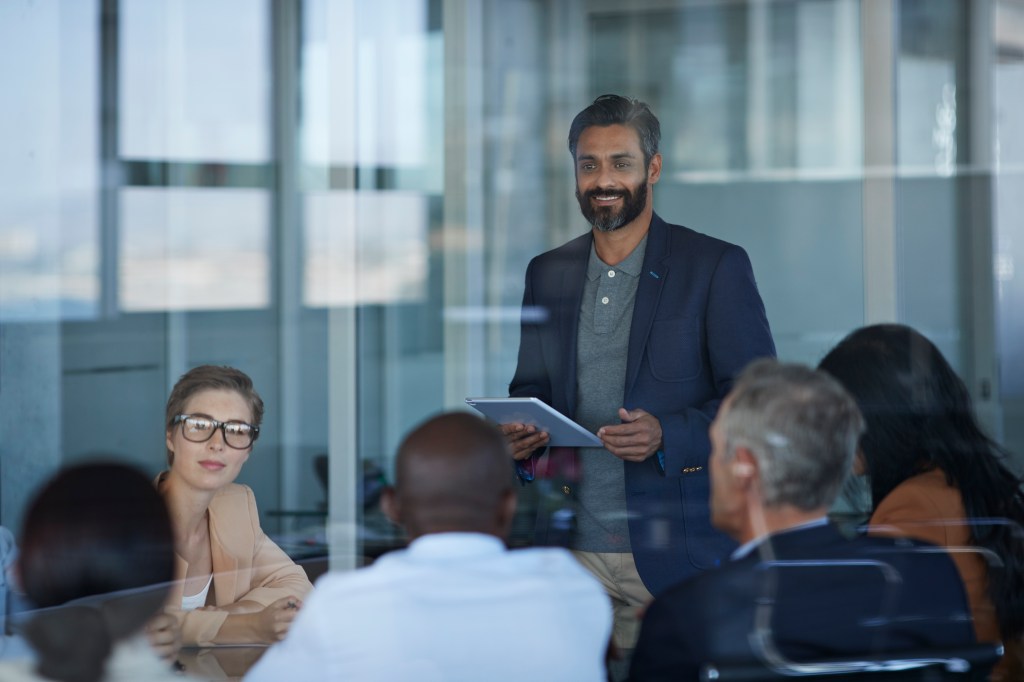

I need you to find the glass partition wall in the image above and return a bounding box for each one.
[1,0,1021,566]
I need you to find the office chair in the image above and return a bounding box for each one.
[700,642,1003,681]
[699,552,1002,682]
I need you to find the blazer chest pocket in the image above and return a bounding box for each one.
[647,317,701,382]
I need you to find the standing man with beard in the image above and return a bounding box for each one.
[503,94,775,664]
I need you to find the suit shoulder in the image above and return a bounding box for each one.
[662,220,747,260]
[653,562,736,609]
[528,232,591,269]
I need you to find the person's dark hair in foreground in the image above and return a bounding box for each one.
[14,462,174,682]
[819,324,1024,665]
[629,360,976,682]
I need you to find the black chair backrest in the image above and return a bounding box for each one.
[700,642,1003,681]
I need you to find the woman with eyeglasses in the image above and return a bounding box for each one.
[158,365,312,647]
[819,324,1024,678]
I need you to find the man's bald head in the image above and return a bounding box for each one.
[384,412,517,540]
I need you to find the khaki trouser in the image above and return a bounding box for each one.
[571,550,654,650]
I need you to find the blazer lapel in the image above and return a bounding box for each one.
[208,506,240,605]
[625,214,669,398]
[559,235,590,418]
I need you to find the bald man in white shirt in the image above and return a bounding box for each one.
[247,412,612,682]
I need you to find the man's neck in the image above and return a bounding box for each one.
[592,206,653,266]
[735,505,829,546]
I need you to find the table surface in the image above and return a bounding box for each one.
[177,645,269,681]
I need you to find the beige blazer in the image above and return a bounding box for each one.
[163,482,313,646]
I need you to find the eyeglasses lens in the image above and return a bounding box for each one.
[222,422,254,448]
[181,417,253,448]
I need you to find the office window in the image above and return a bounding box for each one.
[119,0,270,163]
[119,188,270,311]
[0,0,100,321]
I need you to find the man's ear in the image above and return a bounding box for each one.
[380,486,401,526]
[495,488,518,537]
[731,447,758,482]
[647,153,663,185]
[852,449,866,476]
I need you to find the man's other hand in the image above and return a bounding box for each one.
[500,422,549,460]
[597,408,663,462]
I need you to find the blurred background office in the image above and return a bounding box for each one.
[1,0,1023,569]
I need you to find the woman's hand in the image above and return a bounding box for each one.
[145,611,182,662]
[208,596,304,645]
[250,596,303,643]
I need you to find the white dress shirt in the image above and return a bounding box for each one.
[246,532,612,682]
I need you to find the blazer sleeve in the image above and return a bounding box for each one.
[509,258,555,482]
[172,486,313,646]
[509,258,553,405]
[658,244,775,478]
[236,485,314,606]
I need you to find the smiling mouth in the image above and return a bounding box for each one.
[592,194,623,202]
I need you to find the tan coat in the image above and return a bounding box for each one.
[868,468,998,643]
[163,482,313,646]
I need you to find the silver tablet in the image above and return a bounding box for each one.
[465,397,603,447]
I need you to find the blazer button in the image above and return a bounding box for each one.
[681,466,704,474]
[562,485,571,495]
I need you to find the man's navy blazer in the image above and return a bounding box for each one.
[509,214,776,595]
[629,523,977,681]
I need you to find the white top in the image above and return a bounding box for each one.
[245,532,612,682]
[180,574,212,611]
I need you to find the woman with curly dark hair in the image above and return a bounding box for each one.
[819,324,1024,676]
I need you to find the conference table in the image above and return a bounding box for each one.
[177,645,269,680]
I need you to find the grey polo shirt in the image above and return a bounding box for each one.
[573,235,647,552]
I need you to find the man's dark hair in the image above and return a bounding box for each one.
[568,94,661,167]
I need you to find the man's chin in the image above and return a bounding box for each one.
[587,208,627,232]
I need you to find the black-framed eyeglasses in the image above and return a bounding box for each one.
[173,414,259,450]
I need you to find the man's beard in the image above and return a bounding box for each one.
[575,181,648,232]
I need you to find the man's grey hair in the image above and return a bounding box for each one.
[720,359,865,510]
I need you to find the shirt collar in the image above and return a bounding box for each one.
[586,233,648,281]
[730,516,830,561]
[405,532,507,559]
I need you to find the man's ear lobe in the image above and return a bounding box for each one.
[731,448,757,479]
[380,487,400,525]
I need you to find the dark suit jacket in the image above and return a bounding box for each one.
[509,214,776,594]
[629,523,977,682]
